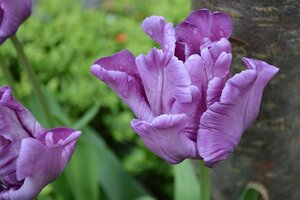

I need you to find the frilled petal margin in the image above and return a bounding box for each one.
[175,9,232,60]
[90,49,154,121]
[0,128,80,200]
[198,58,279,167]
[136,48,192,116]
[142,16,176,54]
[0,0,32,44]
[131,114,197,164]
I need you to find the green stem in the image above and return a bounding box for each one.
[0,53,20,99]
[200,160,211,200]
[10,35,53,127]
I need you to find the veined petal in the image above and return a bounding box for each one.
[91,50,153,121]
[0,129,80,200]
[175,9,232,60]
[131,114,197,164]
[142,16,176,53]
[206,77,225,107]
[0,0,32,44]
[199,70,257,167]
[170,85,203,142]
[136,48,192,116]
[198,59,278,167]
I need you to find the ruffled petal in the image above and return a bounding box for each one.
[206,77,225,107]
[131,114,197,164]
[208,38,231,60]
[91,50,153,121]
[185,54,207,91]
[199,47,231,81]
[0,0,32,44]
[198,59,278,167]
[170,85,203,142]
[142,16,176,53]
[0,86,45,139]
[0,129,80,200]
[212,52,232,78]
[136,48,192,116]
[175,9,232,60]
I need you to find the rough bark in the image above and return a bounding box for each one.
[192,1,300,199]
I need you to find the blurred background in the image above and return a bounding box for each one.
[0,0,193,199]
[3,0,297,199]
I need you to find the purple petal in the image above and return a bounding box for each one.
[0,130,20,188]
[200,48,214,80]
[199,47,232,81]
[91,50,154,121]
[131,114,197,164]
[212,52,232,78]
[170,85,203,142]
[175,9,232,60]
[142,16,176,53]
[0,129,80,200]
[174,41,186,61]
[0,0,32,44]
[136,48,192,116]
[208,38,231,60]
[0,102,28,188]
[94,49,139,76]
[185,54,207,90]
[206,77,225,107]
[0,86,45,139]
[198,59,278,167]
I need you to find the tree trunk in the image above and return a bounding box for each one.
[192,1,300,199]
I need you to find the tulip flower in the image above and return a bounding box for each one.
[0,0,32,44]
[0,86,81,200]
[91,9,278,166]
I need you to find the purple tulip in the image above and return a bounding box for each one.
[0,0,32,44]
[0,86,81,199]
[91,9,278,166]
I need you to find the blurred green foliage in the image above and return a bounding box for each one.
[0,0,190,199]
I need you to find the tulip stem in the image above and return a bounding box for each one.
[200,160,211,200]
[10,35,53,127]
[0,53,20,99]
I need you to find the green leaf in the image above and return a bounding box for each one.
[239,188,259,200]
[64,134,100,200]
[85,128,149,200]
[199,160,211,200]
[135,195,157,200]
[174,160,200,200]
[239,182,268,200]
[51,174,74,200]
[72,101,101,129]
